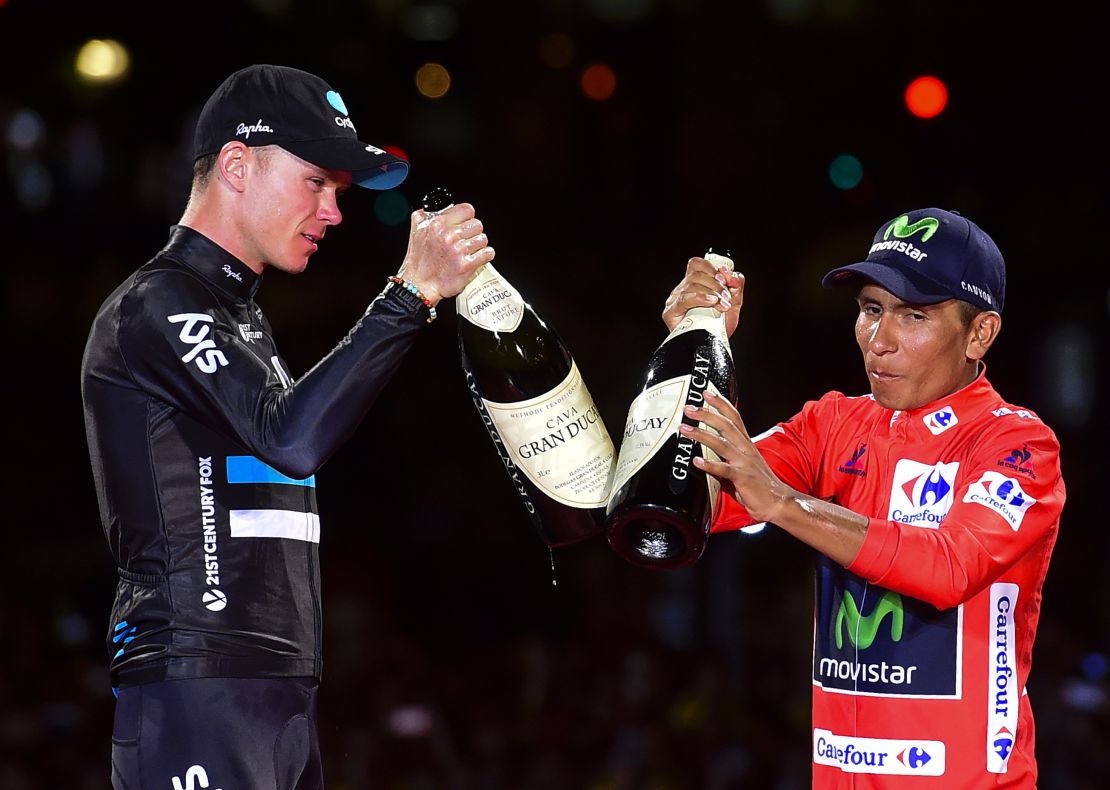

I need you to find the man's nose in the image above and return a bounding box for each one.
[868,314,898,354]
[318,194,342,226]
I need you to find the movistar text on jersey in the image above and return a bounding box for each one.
[818,658,919,685]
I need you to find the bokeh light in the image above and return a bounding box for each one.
[415,62,451,99]
[580,63,617,101]
[905,75,948,119]
[828,154,863,190]
[75,39,131,85]
[401,4,459,41]
[374,190,411,226]
[6,109,46,151]
[382,144,410,162]
[539,33,575,69]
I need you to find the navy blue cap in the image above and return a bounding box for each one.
[821,208,1005,312]
[193,64,408,190]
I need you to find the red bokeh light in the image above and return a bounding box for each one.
[580,63,617,101]
[905,75,948,119]
[383,144,410,162]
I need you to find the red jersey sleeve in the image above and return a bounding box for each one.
[848,416,1065,610]
[712,393,840,532]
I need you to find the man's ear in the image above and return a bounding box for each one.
[215,142,250,192]
[966,311,1002,361]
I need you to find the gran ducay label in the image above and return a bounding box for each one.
[482,362,614,508]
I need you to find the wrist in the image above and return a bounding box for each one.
[385,276,438,323]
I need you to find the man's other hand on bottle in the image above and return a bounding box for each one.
[662,256,744,336]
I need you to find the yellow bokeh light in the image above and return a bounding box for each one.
[75,39,131,84]
[415,62,451,99]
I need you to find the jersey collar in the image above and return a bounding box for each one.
[889,364,998,435]
[160,225,262,300]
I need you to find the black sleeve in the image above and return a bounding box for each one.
[118,270,427,479]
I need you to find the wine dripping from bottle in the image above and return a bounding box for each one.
[424,188,616,548]
[604,248,739,569]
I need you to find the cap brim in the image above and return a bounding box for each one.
[279,138,409,190]
[820,261,953,305]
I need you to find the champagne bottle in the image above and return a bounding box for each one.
[604,249,738,569]
[426,188,616,547]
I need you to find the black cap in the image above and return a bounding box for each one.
[821,208,1005,312]
[192,64,408,190]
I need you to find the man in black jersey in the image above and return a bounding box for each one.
[81,64,495,790]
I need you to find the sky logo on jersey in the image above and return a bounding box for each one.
[168,313,229,374]
[987,583,1019,773]
[815,565,961,698]
[838,443,867,476]
[923,405,958,435]
[889,460,959,528]
[963,471,1036,531]
[814,729,946,776]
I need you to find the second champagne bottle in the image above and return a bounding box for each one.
[605,250,739,569]
[427,189,617,547]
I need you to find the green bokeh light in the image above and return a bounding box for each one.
[374,191,411,226]
[828,154,863,190]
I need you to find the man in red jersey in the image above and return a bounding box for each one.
[665,208,1064,788]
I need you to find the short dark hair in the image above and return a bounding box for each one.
[956,300,985,328]
[192,154,218,190]
[190,147,274,191]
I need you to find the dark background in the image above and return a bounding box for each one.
[2,1,1107,788]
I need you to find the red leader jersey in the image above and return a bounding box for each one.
[713,369,1064,789]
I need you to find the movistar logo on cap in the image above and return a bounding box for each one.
[835,590,904,649]
[884,215,939,242]
[868,214,937,261]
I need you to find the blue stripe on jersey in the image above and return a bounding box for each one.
[225,456,316,487]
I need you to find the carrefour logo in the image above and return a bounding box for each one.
[963,471,1036,531]
[923,405,958,435]
[888,460,959,527]
[836,590,903,649]
[813,729,946,776]
[987,583,1019,773]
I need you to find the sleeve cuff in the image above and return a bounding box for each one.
[380,280,434,323]
[847,518,901,581]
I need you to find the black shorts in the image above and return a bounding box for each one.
[111,676,323,790]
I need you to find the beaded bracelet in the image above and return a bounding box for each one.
[387,276,437,323]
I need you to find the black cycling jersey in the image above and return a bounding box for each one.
[82,225,428,686]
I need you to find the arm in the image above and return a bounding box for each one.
[121,206,495,479]
[848,421,1064,608]
[689,399,1065,608]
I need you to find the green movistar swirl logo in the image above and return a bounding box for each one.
[835,590,904,649]
[883,214,939,242]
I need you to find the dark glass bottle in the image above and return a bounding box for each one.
[605,250,738,568]
[425,189,615,547]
